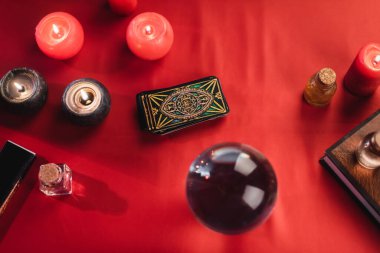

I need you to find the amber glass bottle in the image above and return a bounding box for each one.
[304,68,337,106]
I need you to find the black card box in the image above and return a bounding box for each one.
[136,76,230,135]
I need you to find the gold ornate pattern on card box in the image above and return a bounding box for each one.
[136,76,229,134]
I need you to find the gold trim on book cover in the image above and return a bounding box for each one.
[0,182,20,216]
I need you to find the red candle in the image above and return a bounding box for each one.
[344,43,380,96]
[109,0,137,15]
[35,12,84,60]
[126,12,174,60]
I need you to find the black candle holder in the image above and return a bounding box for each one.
[0,67,48,113]
[62,78,111,126]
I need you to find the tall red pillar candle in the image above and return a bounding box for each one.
[344,43,380,96]
[109,0,137,15]
[35,12,84,60]
[126,12,174,60]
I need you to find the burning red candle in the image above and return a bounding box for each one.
[109,0,137,15]
[35,12,84,60]
[126,12,174,60]
[344,43,380,96]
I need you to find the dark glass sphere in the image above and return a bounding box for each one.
[186,143,278,234]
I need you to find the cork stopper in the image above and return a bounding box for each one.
[317,68,336,86]
[39,163,62,185]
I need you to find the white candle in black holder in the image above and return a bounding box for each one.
[62,78,111,126]
[0,67,47,112]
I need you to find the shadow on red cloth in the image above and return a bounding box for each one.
[53,171,128,215]
[336,87,377,121]
[0,104,99,145]
[298,93,331,162]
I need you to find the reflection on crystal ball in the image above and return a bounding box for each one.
[186,143,278,234]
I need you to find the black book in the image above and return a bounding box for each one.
[320,110,380,224]
[0,141,36,215]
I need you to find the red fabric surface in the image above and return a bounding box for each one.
[0,0,379,252]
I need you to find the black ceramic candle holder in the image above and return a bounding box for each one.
[62,78,111,126]
[0,67,47,113]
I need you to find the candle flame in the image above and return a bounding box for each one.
[80,90,89,103]
[13,82,25,93]
[374,55,380,66]
[52,24,60,34]
[144,25,153,35]
[51,23,64,39]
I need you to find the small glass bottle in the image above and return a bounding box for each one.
[304,67,337,107]
[356,131,380,169]
[39,163,72,196]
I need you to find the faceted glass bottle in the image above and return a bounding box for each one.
[39,163,72,196]
[356,131,380,169]
[304,67,337,106]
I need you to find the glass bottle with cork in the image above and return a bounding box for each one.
[304,67,337,107]
[39,163,72,196]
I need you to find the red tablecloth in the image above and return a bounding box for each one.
[0,0,379,252]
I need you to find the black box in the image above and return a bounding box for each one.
[136,76,229,134]
[0,141,36,215]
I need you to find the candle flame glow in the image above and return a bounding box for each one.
[52,24,59,34]
[373,55,380,66]
[144,25,153,35]
[13,82,25,93]
[51,24,64,39]
[80,90,89,103]
[79,90,94,106]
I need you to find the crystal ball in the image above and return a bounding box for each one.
[186,143,278,234]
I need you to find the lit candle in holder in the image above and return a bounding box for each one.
[35,12,84,60]
[108,0,137,15]
[344,43,380,96]
[0,67,47,112]
[62,78,111,125]
[126,12,174,60]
